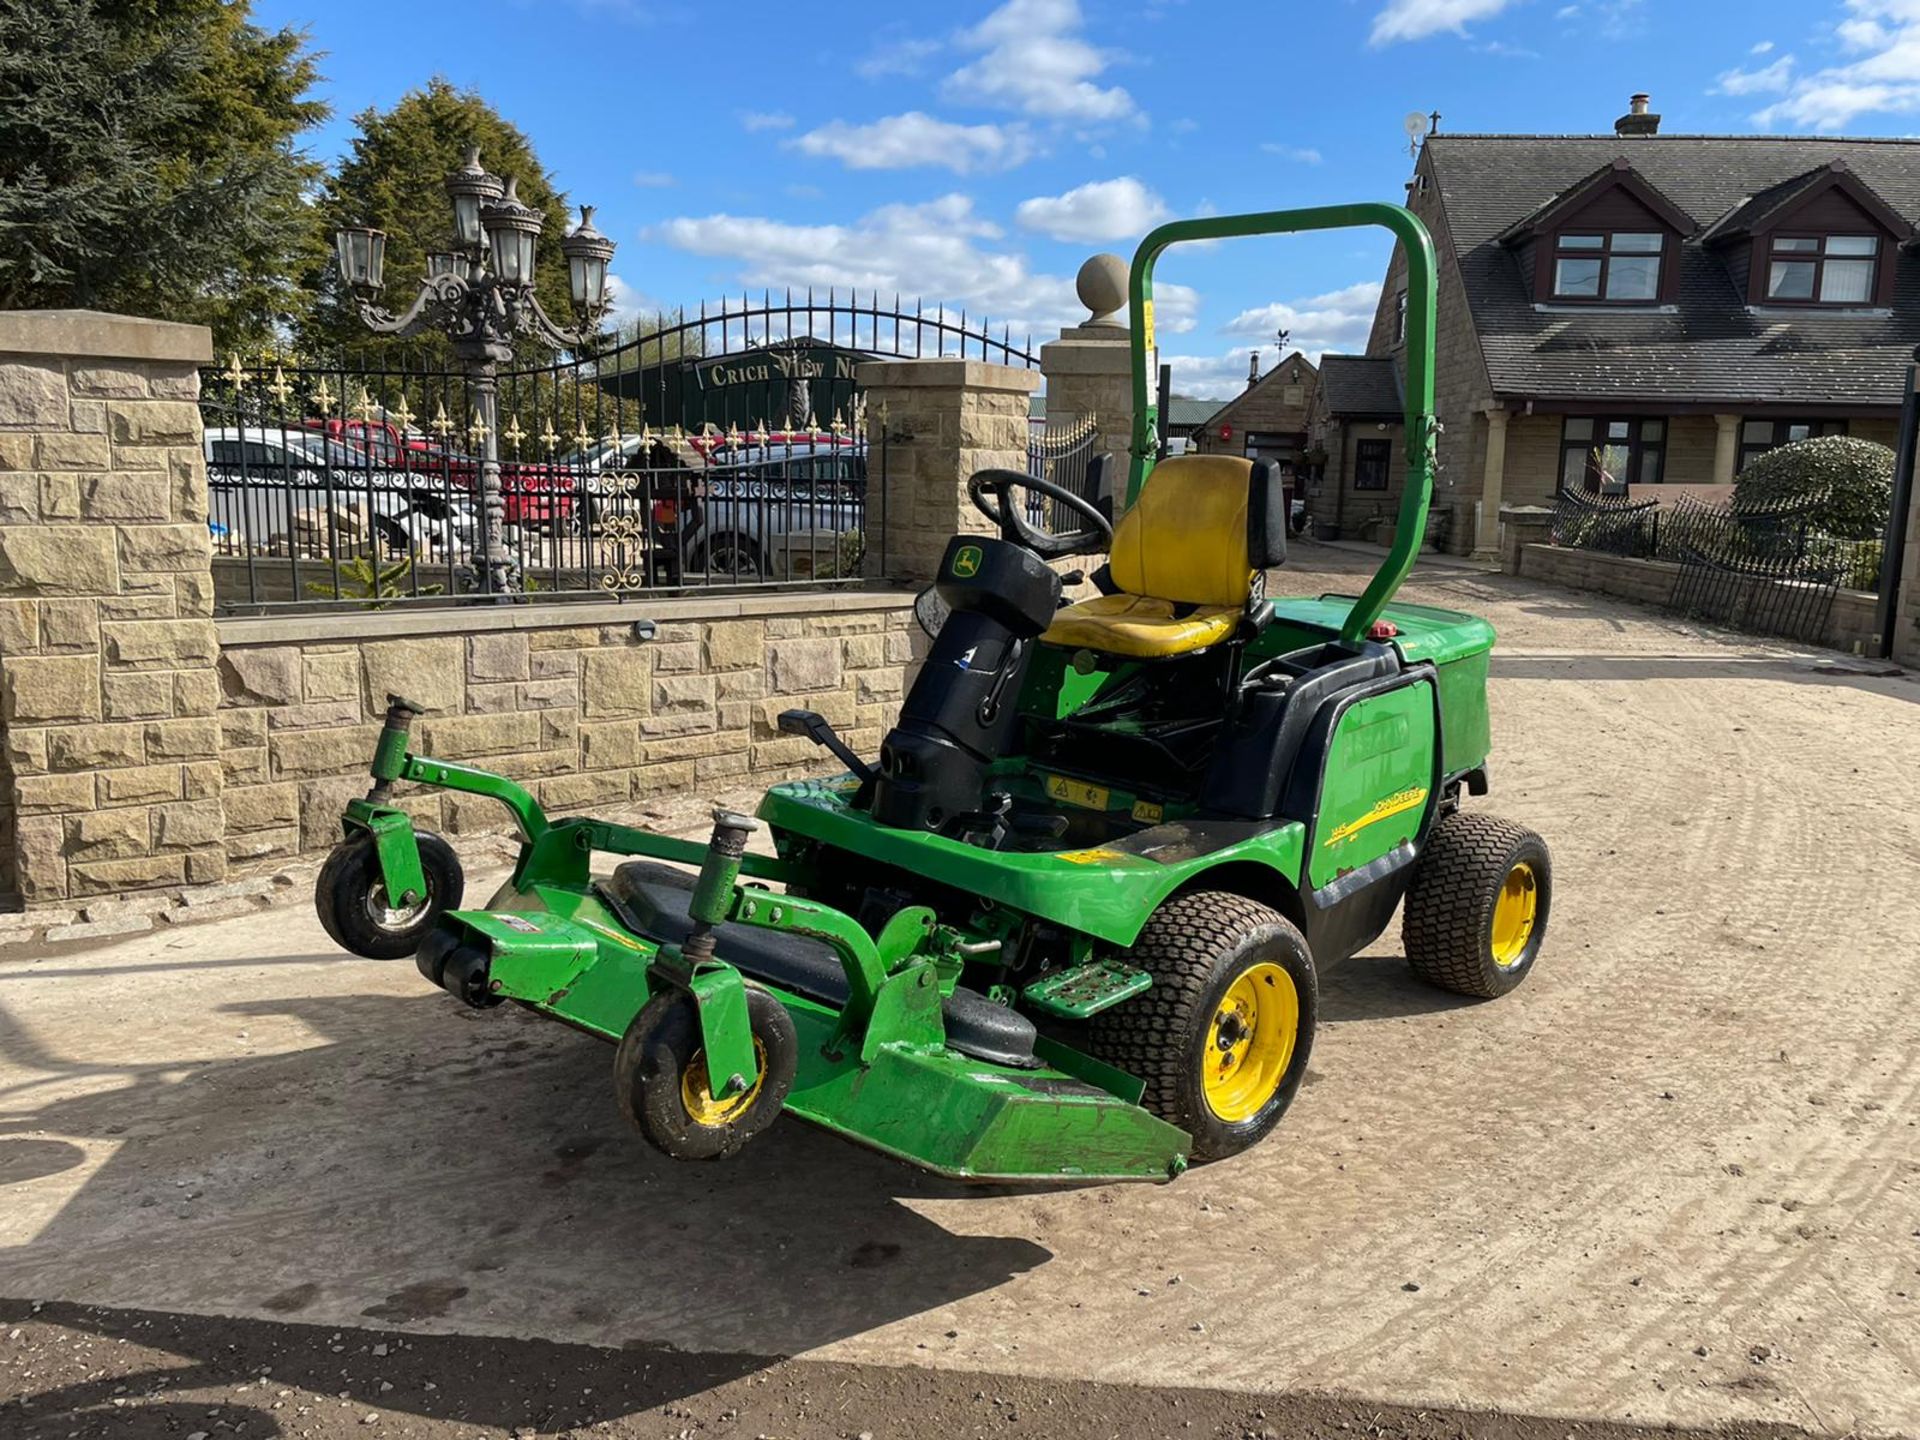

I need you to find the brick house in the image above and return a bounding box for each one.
[1192,351,1319,465]
[1311,97,1920,556]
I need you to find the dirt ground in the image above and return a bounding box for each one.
[3,546,1918,1439]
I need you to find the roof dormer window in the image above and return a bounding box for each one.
[1764,233,1879,305]
[1551,231,1664,302]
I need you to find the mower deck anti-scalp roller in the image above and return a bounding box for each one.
[314,200,1552,1183]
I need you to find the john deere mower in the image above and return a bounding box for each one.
[315,203,1550,1182]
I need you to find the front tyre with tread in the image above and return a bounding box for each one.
[315,831,464,960]
[1402,812,1551,998]
[615,985,797,1161]
[1089,891,1317,1163]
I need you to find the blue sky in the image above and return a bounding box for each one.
[258,0,1920,397]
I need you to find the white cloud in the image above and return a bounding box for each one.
[1716,55,1796,95]
[789,112,1036,174]
[1014,177,1169,242]
[1753,1,1920,129]
[1261,143,1324,163]
[604,273,661,329]
[943,0,1137,121]
[1158,347,1268,402]
[1752,39,1776,54]
[649,194,1196,342]
[739,111,795,132]
[1162,282,1382,405]
[631,170,675,188]
[1220,282,1384,355]
[1370,0,1517,45]
[858,33,942,78]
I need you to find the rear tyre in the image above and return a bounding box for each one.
[315,831,464,960]
[1088,891,1317,1163]
[1402,812,1551,998]
[614,985,797,1161]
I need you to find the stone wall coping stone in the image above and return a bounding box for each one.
[1037,336,1133,374]
[855,358,1041,393]
[0,309,214,365]
[215,586,917,648]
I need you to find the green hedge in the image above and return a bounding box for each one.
[1732,435,1894,541]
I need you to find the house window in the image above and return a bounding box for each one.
[1737,417,1848,471]
[1354,438,1391,491]
[1765,235,1879,305]
[1559,417,1665,495]
[1551,232,1664,302]
[1394,289,1407,343]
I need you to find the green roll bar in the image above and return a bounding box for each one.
[1127,203,1439,649]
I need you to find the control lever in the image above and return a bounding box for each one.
[777,709,876,783]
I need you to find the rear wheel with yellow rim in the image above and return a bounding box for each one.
[1402,811,1551,998]
[1089,891,1317,1162]
[614,984,797,1161]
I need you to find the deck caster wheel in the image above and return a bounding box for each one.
[1402,812,1551,998]
[315,832,464,960]
[1089,891,1317,1163]
[614,986,797,1161]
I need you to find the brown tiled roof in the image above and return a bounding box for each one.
[1426,134,1920,407]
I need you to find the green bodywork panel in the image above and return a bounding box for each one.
[1306,677,1439,891]
[436,876,1188,1182]
[760,778,1306,949]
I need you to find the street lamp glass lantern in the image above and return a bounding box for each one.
[425,251,469,281]
[560,205,617,315]
[481,176,543,286]
[333,226,386,291]
[445,146,504,251]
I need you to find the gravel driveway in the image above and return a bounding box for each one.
[3,548,1916,1438]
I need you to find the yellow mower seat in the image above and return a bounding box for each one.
[1040,454,1285,659]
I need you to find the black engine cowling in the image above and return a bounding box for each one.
[869,536,1059,833]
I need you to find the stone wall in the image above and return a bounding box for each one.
[215,593,914,865]
[1039,323,1133,477]
[859,358,1039,584]
[1514,543,1879,654]
[0,312,223,905]
[0,309,1043,909]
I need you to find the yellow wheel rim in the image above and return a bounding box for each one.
[1202,961,1300,1123]
[679,1038,767,1127]
[1490,861,1538,968]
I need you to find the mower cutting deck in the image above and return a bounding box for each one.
[314,201,1552,1183]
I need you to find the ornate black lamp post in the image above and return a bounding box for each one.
[332,147,617,594]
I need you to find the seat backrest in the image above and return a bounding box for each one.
[1109,455,1286,608]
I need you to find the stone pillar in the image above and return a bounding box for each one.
[1895,422,1920,668]
[1039,254,1135,479]
[1711,413,1740,485]
[0,311,222,906]
[1472,406,1511,561]
[857,358,1041,585]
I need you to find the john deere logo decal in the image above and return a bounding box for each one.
[1326,786,1428,846]
[952,545,983,578]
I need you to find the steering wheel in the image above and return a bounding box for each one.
[966,469,1113,559]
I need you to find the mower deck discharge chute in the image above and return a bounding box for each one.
[315,202,1552,1183]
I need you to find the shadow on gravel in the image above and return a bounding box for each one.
[0,1297,826,1438]
[0,984,1052,1416]
[1317,952,1482,1023]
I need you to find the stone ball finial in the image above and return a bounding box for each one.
[1076,253,1127,326]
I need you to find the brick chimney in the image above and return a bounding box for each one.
[1615,92,1660,137]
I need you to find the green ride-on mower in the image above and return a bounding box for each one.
[315,203,1551,1183]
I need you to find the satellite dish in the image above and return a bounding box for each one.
[1403,111,1430,138]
